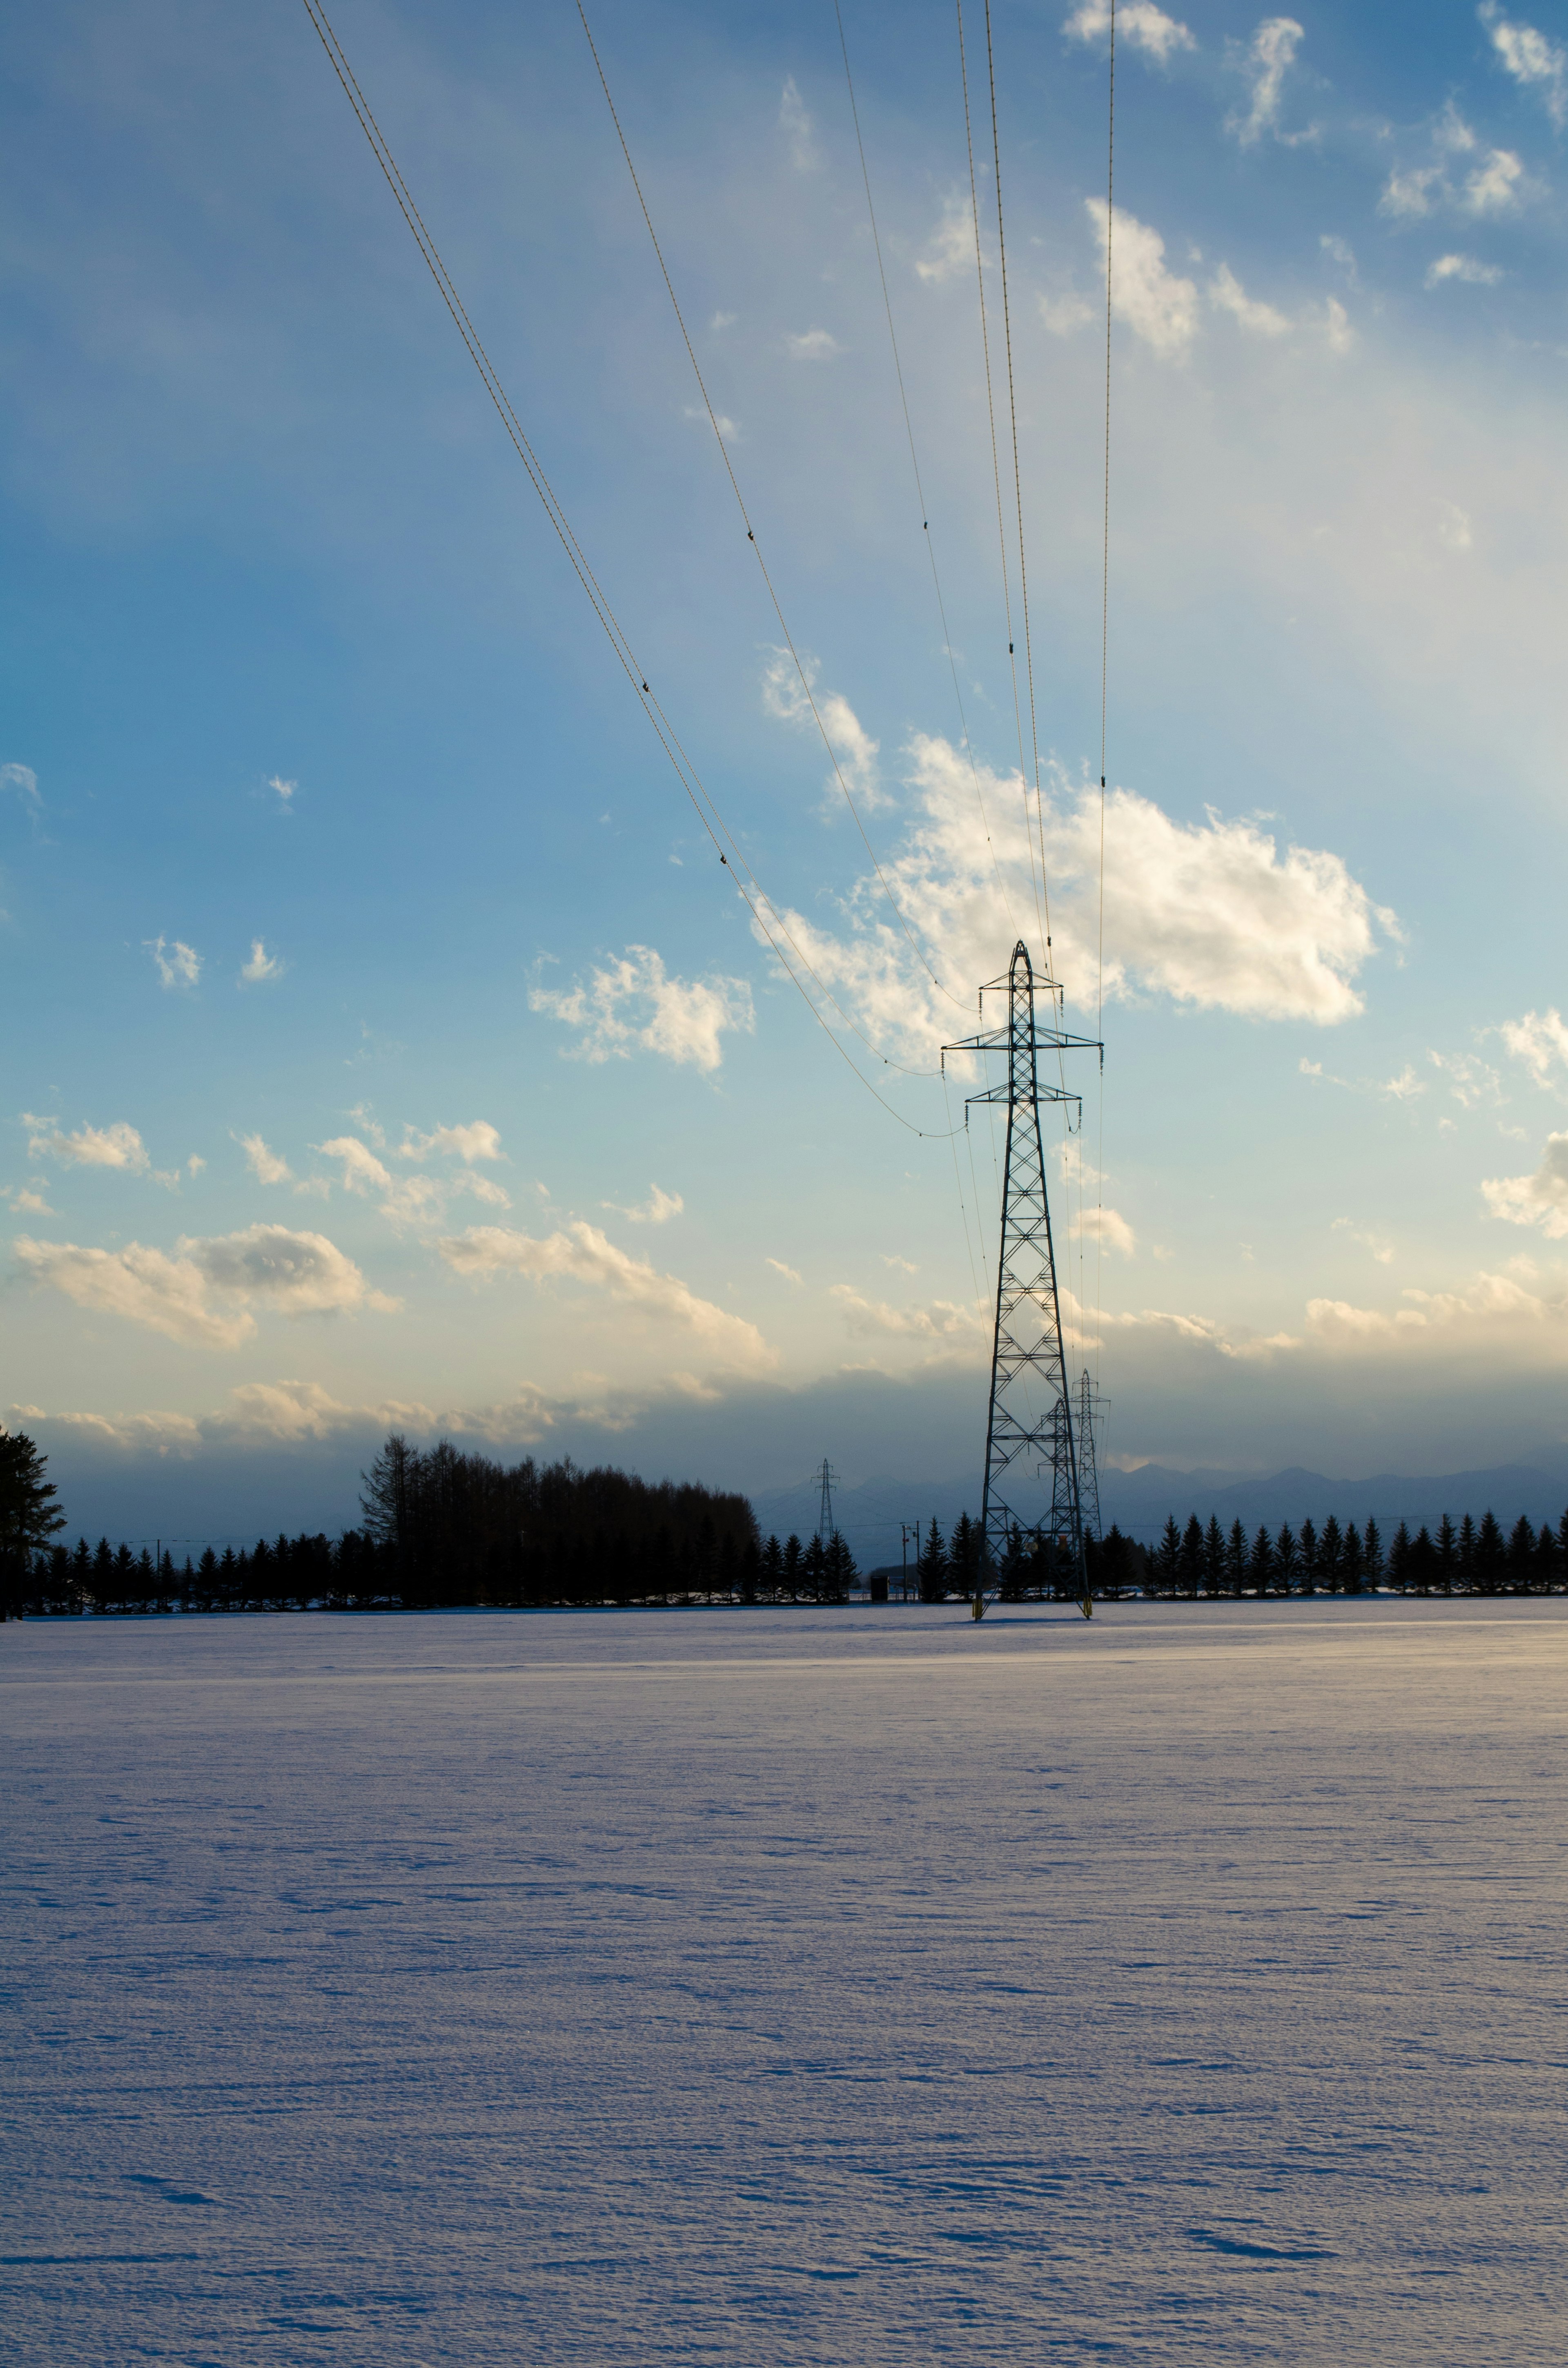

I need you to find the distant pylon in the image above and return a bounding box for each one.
[1076,1368,1104,1543]
[944,942,1102,1592]
[815,1458,837,1545]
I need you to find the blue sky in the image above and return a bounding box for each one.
[6,0,1568,1535]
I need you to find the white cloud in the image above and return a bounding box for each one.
[440,1220,773,1367]
[1208,263,1290,336]
[1319,234,1359,284]
[830,1284,987,1342]
[240,939,284,983]
[310,1132,507,1223]
[1426,252,1505,288]
[12,1223,391,1349]
[915,193,973,285]
[2,762,41,819]
[1480,4,1567,126]
[236,1131,292,1186]
[1429,1048,1502,1106]
[761,649,888,812]
[1065,0,1194,64]
[881,1254,919,1274]
[1497,1007,1568,1088]
[603,1184,684,1225]
[4,1184,54,1215]
[785,329,839,360]
[764,734,1394,1060]
[685,404,739,441]
[26,1116,149,1171]
[1322,296,1354,355]
[1482,1133,1568,1238]
[1437,502,1473,552]
[147,936,201,990]
[1087,200,1198,361]
[530,945,755,1074]
[1077,1204,1138,1257]
[766,1256,804,1286]
[1382,105,1528,220]
[779,76,817,172]
[1226,17,1304,147]
[395,1121,504,1165]
[267,775,296,808]
[1309,1264,1566,1341]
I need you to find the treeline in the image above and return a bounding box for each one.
[871,1512,1145,1600]
[1145,1506,1568,1594]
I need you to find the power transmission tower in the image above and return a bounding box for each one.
[944,941,1101,1596]
[815,1459,837,1545]
[1076,1368,1104,1543]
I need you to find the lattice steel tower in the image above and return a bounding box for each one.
[1076,1368,1103,1544]
[815,1459,837,1545]
[944,942,1101,1591]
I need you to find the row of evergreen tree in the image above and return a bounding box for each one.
[1145,1506,1568,1595]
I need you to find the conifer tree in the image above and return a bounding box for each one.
[1298,1518,1319,1593]
[918,1518,949,1603]
[1436,1515,1458,1593]
[1202,1515,1226,1596]
[1319,1514,1344,1592]
[1225,1519,1248,1595]
[1411,1525,1438,1592]
[1342,1522,1363,1596]
[1153,1516,1181,1596]
[1274,1523,1301,1593]
[0,1433,66,1615]
[1363,1518,1384,1589]
[1249,1526,1274,1596]
[950,1512,981,1598]
[1457,1514,1477,1591]
[1536,1516,1562,1592]
[1475,1510,1505,1592]
[1506,1516,1535,1593]
[762,1534,784,1596]
[802,1534,827,1601]
[1389,1521,1412,1593]
[822,1530,857,1601]
[1179,1515,1204,1598]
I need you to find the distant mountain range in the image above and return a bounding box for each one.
[753,1450,1568,1562]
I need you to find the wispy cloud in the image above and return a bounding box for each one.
[761,649,888,812]
[147,936,201,990]
[1425,251,1505,288]
[1208,262,1290,337]
[766,1256,804,1286]
[1496,1007,1568,1088]
[603,1184,684,1225]
[1479,3,1567,128]
[530,945,754,1074]
[267,774,296,809]
[779,76,817,172]
[394,1121,504,1165]
[1226,17,1305,147]
[915,192,974,285]
[240,939,284,983]
[235,1131,292,1186]
[1482,1133,1568,1238]
[784,328,839,360]
[1087,200,1198,360]
[2,762,41,821]
[1382,103,1527,220]
[13,1223,394,1349]
[441,1220,773,1366]
[25,1115,149,1171]
[311,1129,509,1223]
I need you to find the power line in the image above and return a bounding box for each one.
[956,0,1048,947]
[575,0,967,1012]
[832,0,1016,935]
[1096,1,1118,1389]
[298,0,961,1136]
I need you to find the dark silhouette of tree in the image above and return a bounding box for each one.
[1363,1518,1384,1590]
[1475,1510,1505,1593]
[0,1433,66,1616]
[1343,1522,1364,1595]
[1299,1518,1320,1593]
[1153,1516,1180,1597]
[1436,1515,1458,1594]
[1389,1521,1412,1593]
[950,1512,981,1599]
[1274,1523,1301,1593]
[1410,1525,1438,1592]
[1225,1519,1248,1595]
[918,1518,949,1603]
[1319,1514,1345,1592]
[1506,1516,1535,1594]
[1249,1526,1274,1596]
[1179,1515,1204,1599]
[1457,1514,1477,1590]
[1202,1515,1225,1596]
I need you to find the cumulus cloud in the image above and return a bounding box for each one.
[26,1116,149,1171]
[1497,1007,1568,1088]
[915,193,973,284]
[1065,1,1194,64]
[760,734,1394,1063]
[1480,4,1567,127]
[1482,1134,1568,1238]
[785,328,839,360]
[236,1131,292,1185]
[395,1121,503,1165]
[12,1224,391,1349]
[310,1131,508,1223]
[267,775,296,808]
[761,648,888,812]
[2,762,41,820]
[440,1220,773,1367]
[603,1184,684,1225]
[530,945,755,1074]
[240,939,284,983]
[1208,262,1290,336]
[147,936,201,990]
[1087,200,1198,360]
[1382,105,1527,220]
[1309,1264,1566,1341]
[830,1284,987,1343]
[1226,17,1304,146]
[779,76,817,171]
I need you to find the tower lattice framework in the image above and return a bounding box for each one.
[944,942,1101,1591]
[1076,1368,1103,1543]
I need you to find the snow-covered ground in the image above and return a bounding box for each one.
[3,1601,1564,2364]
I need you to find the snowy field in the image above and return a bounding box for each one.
[3,1601,1565,2365]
